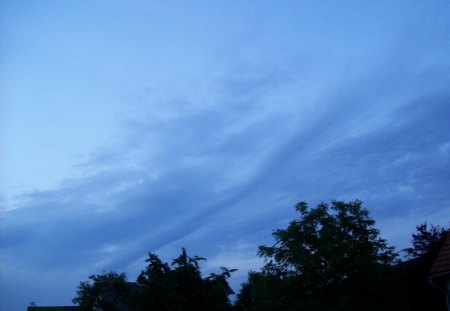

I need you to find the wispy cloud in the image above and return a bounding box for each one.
[1,1,450,310]
[3,53,449,274]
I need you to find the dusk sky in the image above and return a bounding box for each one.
[1,1,450,310]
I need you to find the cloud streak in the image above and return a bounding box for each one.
[1,1,450,310]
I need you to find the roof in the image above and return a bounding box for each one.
[27,307,81,311]
[430,232,450,276]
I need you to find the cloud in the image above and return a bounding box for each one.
[2,2,450,309]
[3,56,449,278]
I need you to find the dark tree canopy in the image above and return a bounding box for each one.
[404,223,447,260]
[72,201,448,311]
[236,200,399,311]
[74,248,235,311]
[259,200,396,275]
[134,248,235,311]
[72,271,128,311]
[400,223,449,311]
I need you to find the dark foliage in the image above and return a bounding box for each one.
[73,248,235,311]
[236,200,408,311]
[399,223,448,311]
[73,201,449,311]
[72,271,128,311]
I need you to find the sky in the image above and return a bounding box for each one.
[1,1,450,310]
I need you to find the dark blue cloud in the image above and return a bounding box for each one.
[2,2,450,310]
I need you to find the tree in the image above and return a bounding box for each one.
[133,253,173,310]
[166,248,207,309]
[73,271,128,311]
[400,223,449,311]
[132,248,235,311]
[404,223,447,259]
[204,267,237,311]
[236,200,399,311]
[74,249,235,311]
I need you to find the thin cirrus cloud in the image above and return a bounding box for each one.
[1,1,450,310]
[2,63,450,310]
[3,53,450,269]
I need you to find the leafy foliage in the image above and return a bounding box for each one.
[74,248,235,311]
[72,201,448,311]
[236,200,399,311]
[72,271,128,311]
[399,223,449,311]
[134,248,235,311]
[404,223,447,259]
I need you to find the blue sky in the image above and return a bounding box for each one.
[1,1,450,310]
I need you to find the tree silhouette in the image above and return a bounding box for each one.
[72,202,448,311]
[132,248,235,311]
[400,223,449,311]
[74,249,235,311]
[73,271,128,311]
[236,200,399,311]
